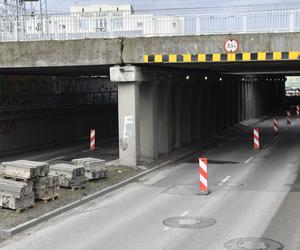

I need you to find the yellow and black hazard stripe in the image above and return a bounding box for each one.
[144,51,300,63]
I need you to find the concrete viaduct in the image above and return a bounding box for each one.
[1,32,300,165]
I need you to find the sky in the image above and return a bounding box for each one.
[46,0,300,12]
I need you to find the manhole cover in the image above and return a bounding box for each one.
[163,216,216,229]
[224,237,284,250]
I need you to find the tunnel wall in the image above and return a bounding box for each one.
[156,74,285,154]
[0,106,117,154]
[111,65,286,165]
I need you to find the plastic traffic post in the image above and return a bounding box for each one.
[199,158,210,195]
[90,129,96,150]
[273,118,279,134]
[253,128,260,150]
[287,111,292,125]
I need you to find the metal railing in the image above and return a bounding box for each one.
[1,6,300,41]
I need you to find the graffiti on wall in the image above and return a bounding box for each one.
[120,115,134,151]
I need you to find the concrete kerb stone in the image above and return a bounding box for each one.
[0,150,190,240]
[0,117,267,240]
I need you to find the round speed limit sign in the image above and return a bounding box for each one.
[224,39,239,53]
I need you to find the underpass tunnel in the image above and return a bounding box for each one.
[0,73,118,155]
[112,65,287,166]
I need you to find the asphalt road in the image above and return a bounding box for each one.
[1,115,300,250]
[0,137,118,164]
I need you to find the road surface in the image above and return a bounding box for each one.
[1,115,300,250]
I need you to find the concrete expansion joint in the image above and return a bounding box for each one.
[120,38,125,65]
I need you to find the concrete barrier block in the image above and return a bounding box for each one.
[49,164,87,188]
[16,160,49,177]
[72,158,107,180]
[72,158,105,168]
[0,192,34,210]
[0,161,38,180]
[0,178,33,198]
[33,176,58,190]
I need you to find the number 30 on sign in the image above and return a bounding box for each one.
[224,39,239,53]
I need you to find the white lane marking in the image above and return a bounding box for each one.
[218,176,230,186]
[180,211,189,217]
[244,156,254,164]
[81,149,90,153]
[46,156,65,161]
[163,210,189,231]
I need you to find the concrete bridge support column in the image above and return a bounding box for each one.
[242,82,246,121]
[226,80,231,127]
[205,81,211,136]
[116,82,140,166]
[220,81,226,129]
[139,83,159,160]
[182,83,192,144]
[110,65,162,165]
[211,81,217,133]
[239,82,243,121]
[173,83,183,148]
[158,82,172,155]
[199,81,206,138]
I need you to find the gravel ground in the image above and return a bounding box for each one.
[0,165,142,230]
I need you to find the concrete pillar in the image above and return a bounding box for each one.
[246,82,250,120]
[205,81,211,135]
[182,83,192,144]
[158,82,172,155]
[230,81,235,125]
[226,81,231,126]
[218,81,226,130]
[110,65,161,165]
[211,82,217,133]
[173,83,182,148]
[199,81,206,138]
[117,83,140,166]
[139,83,159,160]
[190,82,198,141]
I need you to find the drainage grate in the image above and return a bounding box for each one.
[163,216,216,229]
[224,237,284,250]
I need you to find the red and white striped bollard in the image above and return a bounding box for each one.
[199,158,210,195]
[287,111,292,125]
[297,106,300,117]
[90,129,96,150]
[253,128,260,150]
[273,118,279,134]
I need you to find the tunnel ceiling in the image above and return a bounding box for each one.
[0,61,299,76]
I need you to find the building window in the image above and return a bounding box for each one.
[137,22,143,28]
[96,19,106,32]
[112,18,123,30]
[172,22,177,28]
[79,19,89,30]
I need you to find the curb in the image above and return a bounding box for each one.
[0,152,185,240]
[0,118,266,240]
